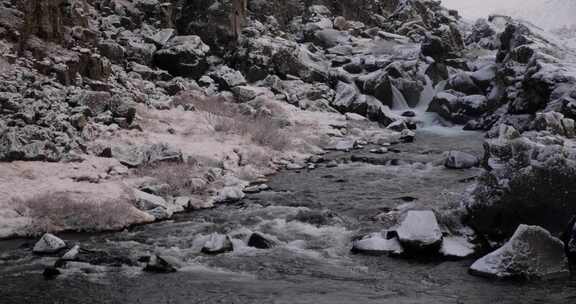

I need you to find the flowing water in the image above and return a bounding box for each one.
[1,129,575,304]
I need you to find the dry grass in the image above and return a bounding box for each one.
[134,158,219,196]
[13,191,139,235]
[175,91,291,151]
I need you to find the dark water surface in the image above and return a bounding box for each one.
[2,129,575,304]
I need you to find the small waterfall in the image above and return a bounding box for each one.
[390,84,409,110]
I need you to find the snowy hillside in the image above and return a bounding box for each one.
[442,0,576,30]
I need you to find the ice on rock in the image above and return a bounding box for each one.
[440,236,475,259]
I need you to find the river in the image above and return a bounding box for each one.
[1,129,575,304]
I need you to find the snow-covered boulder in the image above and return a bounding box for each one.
[352,232,404,255]
[440,236,475,259]
[469,225,570,280]
[62,245,80,260]
[444,151,479,169]
[33,233,66,254]
[396,210,443,252]
[213,186,246,203]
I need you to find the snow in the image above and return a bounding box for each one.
[442,0,576,31]
[440,236,475,258]
[396,210,443,248]
[352,232,404,255]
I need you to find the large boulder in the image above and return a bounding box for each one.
[154,36,210,78]
[395,210,443,252]
[469,225,569,280]
[427,91,488,124]
[33,234,66,254]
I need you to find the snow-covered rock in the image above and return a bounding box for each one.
[469,225,570,280]
[33,233,66,254]
[352,232,404,255]
[396,210,443,252]
[440,236,475,259]
[213,186,246,203]
[62,245,80,260]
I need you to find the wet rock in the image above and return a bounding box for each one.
[396,210,443,253]
[201,233,234,255]
[154,35,210,78]
[469,225,569,280]
[248,233,276,249]
[62,245,80,260]
[440,236,475,259]
[400,129,415,143]
[43,267,61,280]
[33,234,66,254]
[428,91,488,124]
[144,255,177,273]
[444,151,479,169]
[352,232,404,256]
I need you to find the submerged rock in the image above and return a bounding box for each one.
[469,225,569,280]
[33,234,66,254]
[396,210,443,253]
[144,255,178,273]
[43,267,61,280]
[444,151,479,169]
[247,232,276,249]
[201,233,234,254]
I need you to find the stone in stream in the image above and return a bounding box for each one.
[444,151,479,169]
[43,267,61,280]
[469,225,570,280]
[62,245,81,260]
[395,210,443,253]
[247,233,276,249]
[144,255,178,273]
[213,186,246,203]
[33,234,66,254]
[352,232,404,256]
[369,147,388,154]
[201,233,234,254]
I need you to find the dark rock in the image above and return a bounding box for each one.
[248,233,276,249]
[43,267,61,280]
[144,255,177,273]
[154,36,210,78]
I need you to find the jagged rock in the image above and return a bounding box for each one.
[447,72,483,95]
[352,232,404,255]
[396,210,443,252]
[444,151,479,169]
[154,35,210,78]
[247,232,276,249]
[144,255,177,273]
[208,65,247,90]
[33,234,66,254]
[470,225,569,280]
[201,233,233,254]
[533,112,576,138]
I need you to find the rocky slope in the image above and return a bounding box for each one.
[0,0,575,279]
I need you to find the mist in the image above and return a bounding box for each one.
[441,0,576,30]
